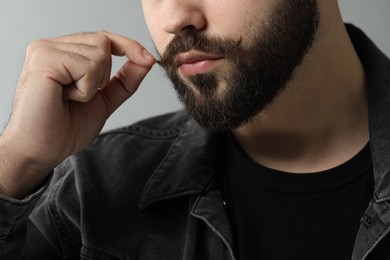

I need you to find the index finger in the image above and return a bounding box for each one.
[98,30,156,67]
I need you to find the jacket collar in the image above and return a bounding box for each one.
[139,116,219,209]
[347,24,390,202]
[139,24,390,209]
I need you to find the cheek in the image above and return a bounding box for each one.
[142,3,166,55]
[154,34,174,57]
[207,4,264,43]
[143,14,173,56]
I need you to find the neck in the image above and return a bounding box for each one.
[233,3,369,173]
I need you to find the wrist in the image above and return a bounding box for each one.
[0,135,53,199]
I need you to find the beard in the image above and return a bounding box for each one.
[158,0,320,132]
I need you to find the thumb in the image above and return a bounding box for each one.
[99,58,154,117]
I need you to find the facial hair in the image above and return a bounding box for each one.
[158,0,320,132]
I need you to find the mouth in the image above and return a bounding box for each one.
[175,51,223,77]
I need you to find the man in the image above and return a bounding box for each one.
[0,0,389,259]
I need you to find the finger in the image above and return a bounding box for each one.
[25,45,107,102]
[28,32,156,105]
[49,41,112,85]
[99,59,153,116]
[47,32,108,49]
[48,31,155,99]
[45,42,112,100]
[49,31,156,67]
[98,31,156,67]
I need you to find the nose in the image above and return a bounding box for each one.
[161,0,206,36]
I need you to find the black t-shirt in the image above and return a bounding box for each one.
[217,137,374,260]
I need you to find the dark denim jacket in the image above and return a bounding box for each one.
[1,24,390,260]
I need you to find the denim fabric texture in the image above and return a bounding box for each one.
[0,24,389,259]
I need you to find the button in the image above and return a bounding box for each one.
[361,214,376,229]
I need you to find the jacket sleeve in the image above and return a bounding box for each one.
[0,173,67,260]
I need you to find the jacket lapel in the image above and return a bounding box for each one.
[139,117,219,210]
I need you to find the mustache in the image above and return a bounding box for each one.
[157,33,242,68]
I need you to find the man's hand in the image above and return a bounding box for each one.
[0,31,156,198]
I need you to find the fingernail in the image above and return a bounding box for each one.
[143,49,155,61]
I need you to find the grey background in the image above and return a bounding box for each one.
[0,0,389,132]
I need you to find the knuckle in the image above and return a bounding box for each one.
[78,94,92,103]
[96,30,109,39]
[94,48,111,69]
[26,39,49,58]
[76,86,96,102]
[94,48,107,61]
[88,58,100,73]
[96,31,111,50]
[25,45,54,68]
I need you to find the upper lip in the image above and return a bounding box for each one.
[175,50,223,66]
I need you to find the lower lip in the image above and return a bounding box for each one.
[179,59,221,77]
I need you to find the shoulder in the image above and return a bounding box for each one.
[98,110,188,143]
[60,110,190,178]
[31,111,204,257]
[47,110,192,219]
[78,110,188,159]
[52,110,197,199]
